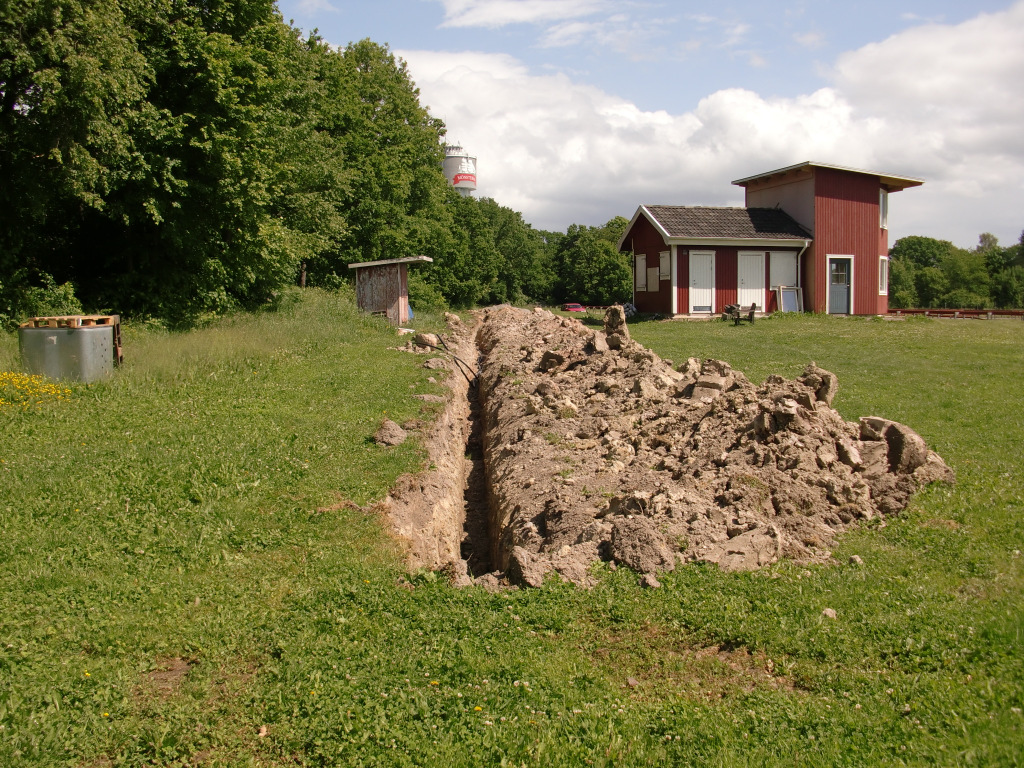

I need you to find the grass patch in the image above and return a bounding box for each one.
[1,305,1022,766]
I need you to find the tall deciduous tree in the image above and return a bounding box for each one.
[474,197,551,304]
[2,0,349,323]
[553,220,632,306]
[889,236,957,269]
[938,248,990,308]
[1,0,155,318]
[333,39,447,264]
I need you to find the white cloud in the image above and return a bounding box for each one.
[538,13,672,57]
[400,1,1024,246]
[722,22,750,47]
[682,14,752,49]
[830,1,1024,243]
[793,30,825,49]
[746,51,768,68]
[435,0,608,28]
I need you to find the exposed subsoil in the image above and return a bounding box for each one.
[385,306,954,588]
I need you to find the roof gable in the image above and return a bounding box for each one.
[731,161,923,193]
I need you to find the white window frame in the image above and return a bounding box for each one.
[659,251,671,280]
[880,189,889,229]
[879,255,889,296]
[769,250,799,288]
[670,246,678,314]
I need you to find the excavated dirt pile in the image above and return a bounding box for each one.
[469,305,953,587]
[385,306,953,589]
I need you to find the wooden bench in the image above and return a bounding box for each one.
[721,303,757,325]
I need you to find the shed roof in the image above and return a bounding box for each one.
[347,255,433,270]
[631,205,811,246]
[731,161,924,192]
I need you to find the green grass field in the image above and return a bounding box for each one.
[1,295,1021,766]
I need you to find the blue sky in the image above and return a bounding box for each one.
[277,0,1024,248]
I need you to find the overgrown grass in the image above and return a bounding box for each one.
[1,303,1021,766]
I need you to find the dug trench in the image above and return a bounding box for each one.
[384,306,954,589]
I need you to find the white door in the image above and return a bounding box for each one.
[689,251,714,313]
[738,251,765,311]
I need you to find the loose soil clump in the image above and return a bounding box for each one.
[388,306,953,588]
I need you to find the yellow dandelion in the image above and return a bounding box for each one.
[0,372,71,410]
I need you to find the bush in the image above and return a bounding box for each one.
[408,272,448,315]
[939,288,989,310]
[0,273,84,330]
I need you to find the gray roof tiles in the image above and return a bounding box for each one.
[644,205,810,240]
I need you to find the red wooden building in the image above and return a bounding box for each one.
[618,161,923,316]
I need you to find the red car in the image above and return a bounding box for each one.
[561,302,585,312]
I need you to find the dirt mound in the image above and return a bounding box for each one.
[471,305,953,586]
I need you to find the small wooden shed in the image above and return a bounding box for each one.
[347,255,433,325]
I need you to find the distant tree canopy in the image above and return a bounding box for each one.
[889,232,1024,309]
[552,217,632,306]
[0,0,557,326]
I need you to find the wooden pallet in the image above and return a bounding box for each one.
[21,314,121,329]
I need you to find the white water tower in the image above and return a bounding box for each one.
[443,144,477,197]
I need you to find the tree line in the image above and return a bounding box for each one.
[1,0,632,328]
[888,232,1024,310]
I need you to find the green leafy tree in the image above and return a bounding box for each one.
[987,230,1024,308]
[887,258,918,309]
[595,215,630,245]
[1014,230,1024,267]
[890,236,957,307]
[331,40,448,265]
[2,0,339,323]
[992,266,1024,308]
[412,188,487,308]
[262,31,351,287]
[406,271,448,314]
[975,232,1014,278]
[916,266,950,308]
[0,0,155,314]
[938,248,990,308]
[474,198,551,304]
[554,222,632,306]
[889,236,957,269]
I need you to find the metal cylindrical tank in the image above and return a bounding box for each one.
[442,145,477,196]
[19,324,117,383]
